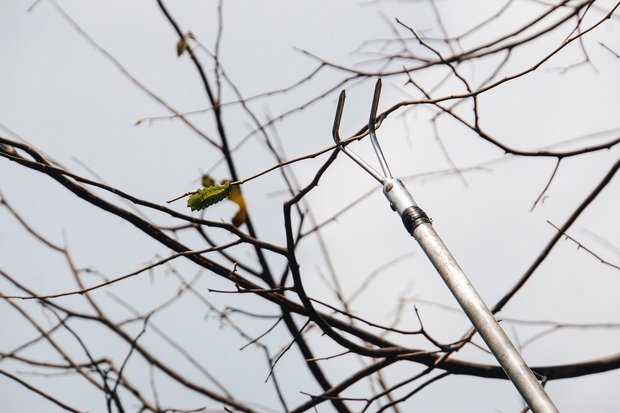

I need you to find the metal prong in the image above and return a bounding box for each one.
[332,90,346,146]
[368,79,393,178]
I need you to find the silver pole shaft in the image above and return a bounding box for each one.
[413,223,559,413]
[382,178,559,413]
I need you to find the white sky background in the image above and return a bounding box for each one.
[1,1,620,412]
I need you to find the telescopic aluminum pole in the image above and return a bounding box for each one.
[383,178,559,413]
[332,80,560,413]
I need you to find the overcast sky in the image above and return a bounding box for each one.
[2,1,620,412]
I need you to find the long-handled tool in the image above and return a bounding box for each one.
[332,79,559,413]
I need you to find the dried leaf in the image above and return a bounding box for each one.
[176,38,187,57]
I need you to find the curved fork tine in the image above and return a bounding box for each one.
[332,90,347,145]
[368,79,392,178]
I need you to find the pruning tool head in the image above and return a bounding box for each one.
[332,79,420,217]
[332,79,392,184]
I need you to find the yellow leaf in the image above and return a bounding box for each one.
[227,184,247,227]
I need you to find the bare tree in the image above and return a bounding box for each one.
[1,1,620,412]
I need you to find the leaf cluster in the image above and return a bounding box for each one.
[187,174,248,227]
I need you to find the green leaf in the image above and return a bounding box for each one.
[187,182,232,211]
[201,174,216,188]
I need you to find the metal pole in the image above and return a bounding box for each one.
[384,177,559,413]
[332,80,559,412]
